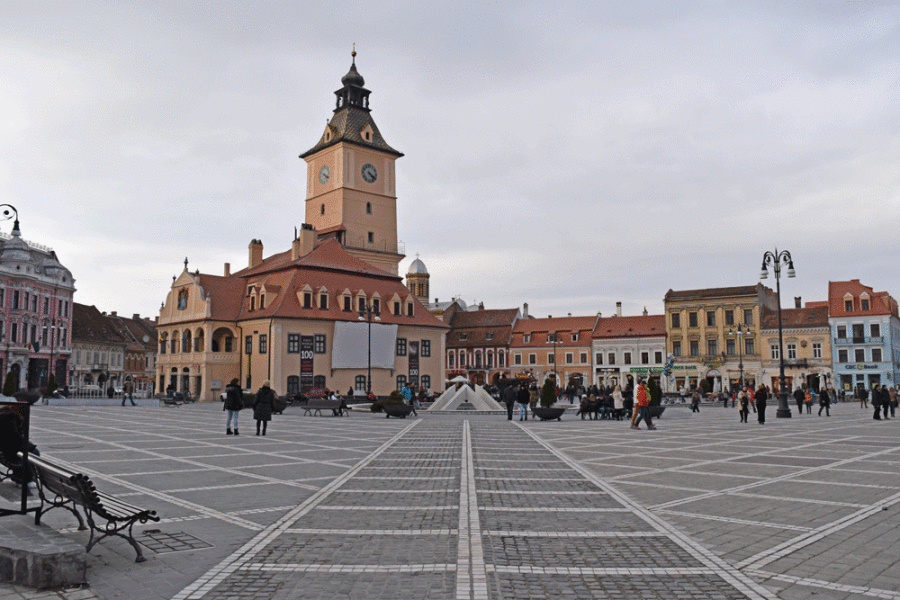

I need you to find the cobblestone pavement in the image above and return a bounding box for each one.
[0,401,896,599]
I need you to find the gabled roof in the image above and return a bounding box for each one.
[447,308,519,348]
[72,304,129,346]
[827,280,898,318]
[592,315,665,339]
[300,107,402,158]
[193,239,447,330]
[761,306,830,330]
[106,314,158,352]
[510,316,598,349]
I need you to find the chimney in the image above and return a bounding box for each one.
[794,296,801,309]
[435,298,439,303]
[248,239,263,269]
[616,302,622,317]
[111,311,117,317]
[479,303,484,311]
[132,314,140,320]
[224,262,231,277]
[292,223,316,260]
[522,302,529,318]
[567,312,572,317]
[643,307,648,316]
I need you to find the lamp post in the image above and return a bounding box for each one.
[358,302,380,394]
[760,248,795,418]
[548,332,563,399]
[728,324,745,392]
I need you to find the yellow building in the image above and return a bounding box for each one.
[760,301,832,393]
[663,284,777,392]
[156,53,448,400]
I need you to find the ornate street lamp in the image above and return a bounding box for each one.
[358,301,380,394]
[760,249,795,418]
[728,324,745,392]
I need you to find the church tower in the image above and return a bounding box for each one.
[406,255,430,305]
[300,50,405,275]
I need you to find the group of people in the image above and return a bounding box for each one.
[502,382,539,420]
[223,378,277,436]
[856,384,898,420]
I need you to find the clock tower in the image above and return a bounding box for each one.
[300,51,405,275]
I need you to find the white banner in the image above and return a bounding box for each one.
[331,321,398,370]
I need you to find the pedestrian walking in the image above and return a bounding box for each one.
[755,384,768,424]
[804,388,813,414]
[858,386,869,408]
[612,385,625,420]
[502,385,516,421]
[690,389,701,413]
[632,381,656,430]
[252,381,276,436]
[818,387,831,416]
[121,381,136,406]
[516,383,530,421]
[223,378,243,435]
[793,386,804,414]
[738,390,749,423]
[879,385,890,420]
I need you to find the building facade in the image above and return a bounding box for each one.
[827,279,900,393]
[591,312,666,390]
[509,315,599,388]
[156,54,448,400]
[445,307,519,386]
[760,301,832,394]
[664,284,776,392]
[71,304,127,392]
[0,216,74,392]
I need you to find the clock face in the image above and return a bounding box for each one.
[361,163,378,183]
[318,165,330,184]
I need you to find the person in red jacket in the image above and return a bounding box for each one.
[631,381,656,430]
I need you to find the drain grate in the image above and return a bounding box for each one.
[139,530,214,553]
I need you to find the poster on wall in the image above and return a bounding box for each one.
[409,341,419,387]
[301,336,314,392]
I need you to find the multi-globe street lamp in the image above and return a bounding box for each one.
[358,301,380,394]
[760,248,795,418]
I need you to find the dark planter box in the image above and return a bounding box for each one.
[532,406,566,421]
[383,404,415,418]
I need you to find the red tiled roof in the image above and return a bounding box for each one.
[761,306,829,329]
[664,285,760,301]
[510,316,598,349]
[197,239,446,330]
[73,304,130,346]
[827,280,899,318]
[591,315,665,339]
[447,308,519,348]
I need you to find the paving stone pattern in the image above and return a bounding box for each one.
[0,402,897,599]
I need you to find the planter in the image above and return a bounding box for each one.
[532,406,566,421]
[649,406,666,419]
[383,404,415,418]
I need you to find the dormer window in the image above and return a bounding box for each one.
[407,302,413,317]
[250,296,256,311]
[372,298,379,314]
[485,332,494,341]
[524,334,531,343]
[571,333,578,342]
[393,302,400,316]
[862,298,870,311]
[343,296,351,311]
[358,297,365,312]
[845,299,853,311]
[319,293,328,309]
[304,292,312,308]
[459,333,468,341]
[260,294,265,309]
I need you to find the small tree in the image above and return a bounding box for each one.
[3,373,16,396]
[540,376,556,408]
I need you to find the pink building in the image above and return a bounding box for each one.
[0,212,75,392]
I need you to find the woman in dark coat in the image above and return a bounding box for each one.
[754,384,768,424]
[223,378,243,435]
[253,381,276,436]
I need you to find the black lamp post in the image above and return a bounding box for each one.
[358,302,380,394]
[548,332,563,399]
[728,324,745,392]
[760,248,795,418]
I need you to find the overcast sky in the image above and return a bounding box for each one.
[1,1,898,321]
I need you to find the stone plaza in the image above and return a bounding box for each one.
[0,401,898,600]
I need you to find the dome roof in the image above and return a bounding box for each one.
[408,257,428,275]
[0,225,31,263]
[341,61,365,88]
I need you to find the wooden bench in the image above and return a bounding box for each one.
[29,454,159,562]
[302,398,348,417]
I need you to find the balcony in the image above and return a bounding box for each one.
[834,336,883,345]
